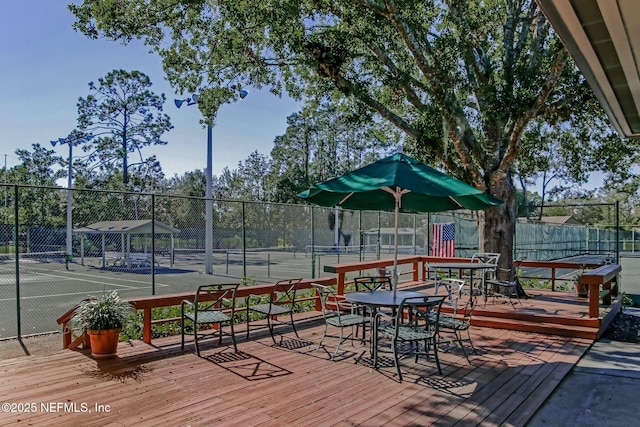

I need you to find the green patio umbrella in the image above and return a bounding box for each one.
[298,151,502,297]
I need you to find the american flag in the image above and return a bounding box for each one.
[431,222,455,257]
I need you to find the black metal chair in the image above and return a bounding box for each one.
[353,276,392,292]
[435,280,477,364]
[433,276,467,301]
[181,283,239,356]
[470,252,500,302]
[311,283,371,360]
[485,256,527,308]
[375,295,445,382]
[245,278,302,345]
[353,276,392,338]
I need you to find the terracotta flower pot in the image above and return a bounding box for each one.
[575,282,589,298]
[87,328,121,359]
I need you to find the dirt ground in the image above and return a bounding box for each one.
[0,332,63,360]
[603,309,640,342]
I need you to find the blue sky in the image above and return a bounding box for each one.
[0,1,301,179]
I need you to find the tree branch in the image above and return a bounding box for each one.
[497,47,570,178]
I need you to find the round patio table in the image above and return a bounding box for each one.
[345,290,430,308]
[345,290,436,361]
[426,262,495,304]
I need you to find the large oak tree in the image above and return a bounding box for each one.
[69,0,622,269]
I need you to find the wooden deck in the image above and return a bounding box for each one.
[1,310,593,426]
[400,281,620,340]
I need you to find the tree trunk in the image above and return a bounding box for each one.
[478,171,517,278]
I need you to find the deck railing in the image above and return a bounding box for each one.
[57,276,336,349]
[323,256,603,293]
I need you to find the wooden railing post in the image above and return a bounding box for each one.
[337,272,346,295]
[143,307,152,344]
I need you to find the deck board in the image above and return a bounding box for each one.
[1,308,593,427]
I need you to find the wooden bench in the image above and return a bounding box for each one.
[57,276,336,349]
[579,264,621,317]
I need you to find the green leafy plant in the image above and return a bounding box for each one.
[518,274,549,289]
[621,292,633,313]
[72,291,135,331]
[572,266,585,284]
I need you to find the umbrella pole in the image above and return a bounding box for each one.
[393,192,400,299]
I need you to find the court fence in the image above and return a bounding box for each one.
[0,184,620,339]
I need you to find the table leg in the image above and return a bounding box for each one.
[482,269,488,304]
[371,307,378,362]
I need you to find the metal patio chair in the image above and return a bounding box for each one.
[181,283,239,356]
[353,276,392,338]
[245,278,303,345]
[312,283,371,360]
[485,256,527,307]
[435,279,478,364]
[470,252,500,302]
[375,295,445,382]
[353,276,392,292]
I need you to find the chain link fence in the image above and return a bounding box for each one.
[0,184,621,339]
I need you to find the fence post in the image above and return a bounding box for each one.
[616,200,620,262]
[311,207,315,278]
[242,201,247,279]
[151,194,156,296]
[413,214,417,255]
[359,211,363,262]
[377,211,381,260]
[14,184,20,339]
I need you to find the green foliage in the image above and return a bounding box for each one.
[121,310,143,340]
[621,292,634,313]
[241,276,257,287]
[75,69,172,187]
[220,236,259,249]
[572,266,585,284]
[68,0,640,266]
[72,291,135,331]
[11,145,66,226]
[266,101,396,202]
[518,275,551,290]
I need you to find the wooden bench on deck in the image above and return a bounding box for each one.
[57,276,336,349]
[579,263,621,317]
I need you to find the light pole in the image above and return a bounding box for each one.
[51,132,90,269]
[175,88,248,275]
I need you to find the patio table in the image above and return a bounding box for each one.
[426,262,495,304]
[345,290,431,361]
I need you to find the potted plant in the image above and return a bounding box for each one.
[573,266,588,297]
[72,291,134,358]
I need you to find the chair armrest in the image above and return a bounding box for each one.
[375,311,393,323]
[343,302,371,316]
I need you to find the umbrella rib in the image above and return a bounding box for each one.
[338,192,355,206]
[448,196,464,208]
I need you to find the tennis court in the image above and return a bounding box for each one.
[0,249,371,339]
[1,249,631,340]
